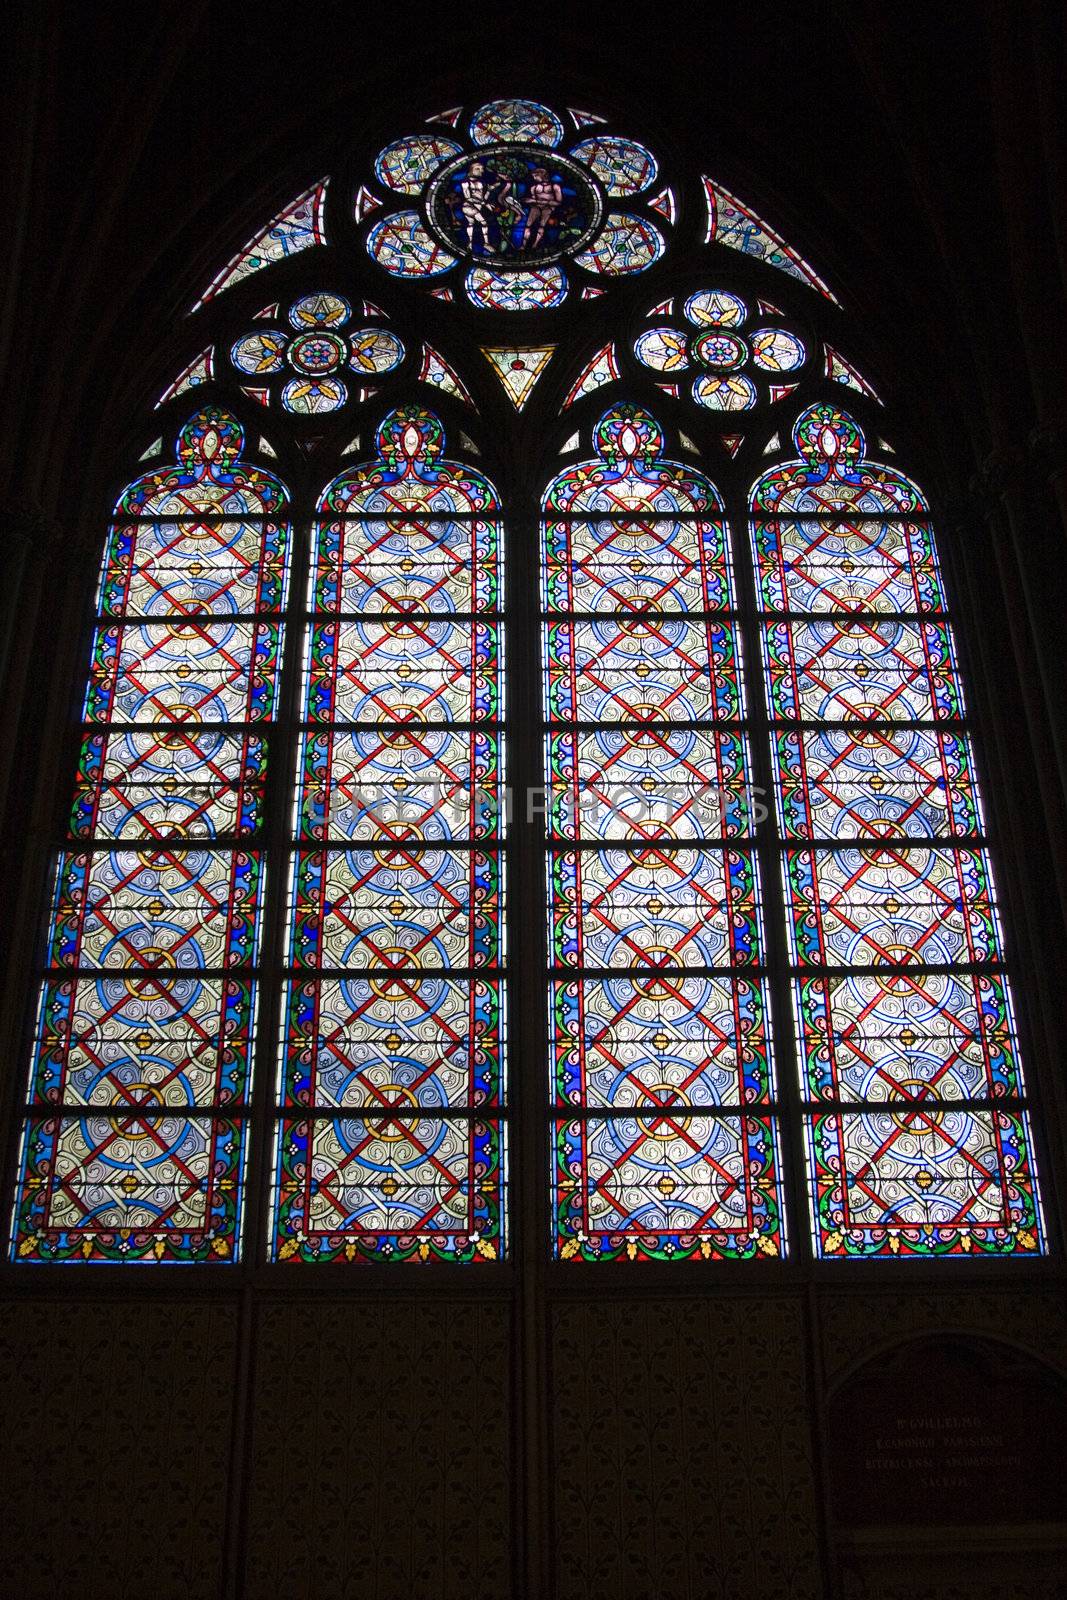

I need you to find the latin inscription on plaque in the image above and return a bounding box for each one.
[827,1336,1067,1526]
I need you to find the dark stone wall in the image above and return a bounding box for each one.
[3,1288,1065,1597]
[244,1300,512,1599]
[550,1296,821,1599]
[0,1299,239,1600]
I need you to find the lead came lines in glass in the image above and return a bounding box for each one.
[270,407,507,1263]
[751,405,1044,1257]
[542,404,784,1262]
[11,409,289,1263]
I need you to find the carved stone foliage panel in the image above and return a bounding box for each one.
[0,1298,238,1600]
[550,1294,822,1600]
[245,1297,511,1600]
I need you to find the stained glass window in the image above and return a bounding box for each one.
[270,407,507,1262]
[752,405,1044,1256]
[541,405,783,1260]
[6,95,1049,1271]
[366,102,669,306]
[11,410,288,1261]
[192,181,329,309]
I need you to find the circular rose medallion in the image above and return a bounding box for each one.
[692,331,747,369]
[426,145,603,267]
[288,331,346,376]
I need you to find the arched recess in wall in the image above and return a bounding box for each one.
[824,1334,1067,1533]
[5,94,1049,1267]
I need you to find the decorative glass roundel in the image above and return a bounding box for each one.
[281,376,347,413]
[633,288,809,409]
[288,331,346,375]
[426,146,603,267]
[375,134,464,194]
[289,292,351,328]
[364,102,673,307]
[470,97,564,147]
[749,328,806,371]
[691,331,746,369]
[685,290,747,328]
[466,265,567,310]
[633,327,688,372]
[228,294,406,411]
[348,328,405,374]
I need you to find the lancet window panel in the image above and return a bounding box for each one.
[72,730,268,841]
[270,406,508,1264]
[10,410,289,1264]
[751,404,1045,1258]
[541,403,784,1264]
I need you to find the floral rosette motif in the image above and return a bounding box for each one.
[363,98,672,310]
[229,293,406,414]
[634,289,809,410]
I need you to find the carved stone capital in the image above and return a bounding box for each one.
[0,503,66,554]
[1028,416,1067,480]
[969,446,1026,505]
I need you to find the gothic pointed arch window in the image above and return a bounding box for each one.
[7,96,1047,1266]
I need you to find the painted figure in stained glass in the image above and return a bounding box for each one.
[521,166,565,250]
[456,161,497,256]
[367,103,668,300]
[428,147,601,264]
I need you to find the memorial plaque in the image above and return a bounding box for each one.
[827,1335,1067,1526]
